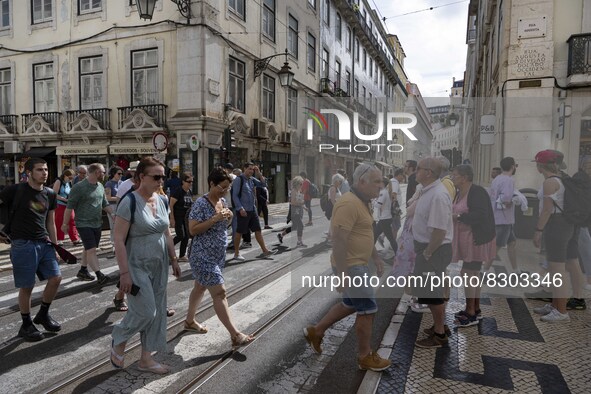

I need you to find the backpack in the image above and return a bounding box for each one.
[551,172,591,226]
[320,192,329,212]
[229,175,245,210]
[309,183,319,198]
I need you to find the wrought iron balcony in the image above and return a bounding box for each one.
[320,78,337,95]
[117,104,167,130]
[22,112,61,134]
[567,33,591,76]
[65,108,112,132]
[0,115,19,134]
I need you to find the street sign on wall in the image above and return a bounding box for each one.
[480,115,496,145]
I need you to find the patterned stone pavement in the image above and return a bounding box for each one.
[376,264,591,394]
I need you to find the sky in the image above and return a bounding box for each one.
[373,0,470,99]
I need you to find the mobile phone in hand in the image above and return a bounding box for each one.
[116,281,140,296]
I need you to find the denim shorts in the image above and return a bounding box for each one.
[332,265,378,315]
[77,227,102,250]
[10,239,60,288]
[495,224,516,247]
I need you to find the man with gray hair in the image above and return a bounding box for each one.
[304,163,391,371]
[412,157,454,348]
[72,165,87,185]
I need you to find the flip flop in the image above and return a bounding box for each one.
[137,362,169,375]
[231,332,255,348]
[110,340,124,369]
[184,320,208,334]
[113,298,128,312]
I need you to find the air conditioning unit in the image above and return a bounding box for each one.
[252,119,268,138]
[4,141,20,154]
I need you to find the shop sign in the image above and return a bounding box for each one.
[109,144,166,155]
[480,115,496,145]
[56,146,108,155]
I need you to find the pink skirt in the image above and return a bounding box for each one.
[452,222,496,263]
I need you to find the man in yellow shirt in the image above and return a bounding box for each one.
[304,163,391,372]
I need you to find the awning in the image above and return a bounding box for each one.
[375,160,393,168]
[16,147,56,159]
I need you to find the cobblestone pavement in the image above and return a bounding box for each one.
[376,252,591,394]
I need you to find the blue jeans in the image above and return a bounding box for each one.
[332,265,378,315]
[10,239,60,288]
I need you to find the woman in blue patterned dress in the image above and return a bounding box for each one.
[184,168,254,347]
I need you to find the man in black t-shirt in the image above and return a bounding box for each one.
[0,158,61,342]
[404,160,418,204]
[169,172,194,261]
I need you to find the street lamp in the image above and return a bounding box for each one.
[254,49,295,88]
[448,112,459,126]
[137,0,191,23]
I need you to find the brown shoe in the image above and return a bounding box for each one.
[358,351,391,371]
[303,326,323,354]
[423,324,451,337]
[415,333,448,348]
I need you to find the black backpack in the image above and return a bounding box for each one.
[551,172,591,226]
[309,183,319,198]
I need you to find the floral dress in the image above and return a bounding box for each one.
[188,195,228,286]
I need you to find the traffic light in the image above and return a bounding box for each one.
[224,127,236,153]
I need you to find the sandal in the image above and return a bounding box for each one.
[455,313,479,328]
[166,307,175,317]
[184,320,208,334]
[110,340,124,369]
[231,332,255,348]
[137,362,169,375]
[113,298,128,312]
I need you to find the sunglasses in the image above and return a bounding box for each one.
[184,180,193,183]
[116,172,123,175]
[146,174,165,181]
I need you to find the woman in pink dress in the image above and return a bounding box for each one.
[451,165,496,327]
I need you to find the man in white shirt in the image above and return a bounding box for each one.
[374,177,397,254]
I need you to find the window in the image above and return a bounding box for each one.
[288,14,298,58]
[345,27,352,52]
[354,78,359,98]
[33,62,55,112]
[321,49,329,79]
[362,86,366,106]
[228,56,245,112]
[335,60,341,88]
[262,74,275,121]
[307,0,315,9]
[228,0,245,20]
[262,0,275,41]
[32,0,52,24]
[362,48,366,70]
[79,56,103,109]
[345,71,351,94]
[287,88,297,127]
[323,0,329,25]
[1,0,9,28]
[0,68,11,114]
[335,13,342,41]
[369,92,372,112]
[79,0,101,14]
[307,33,316,71]
[355,39,360,62]
[131,48,159,106]
[369,58,373,78]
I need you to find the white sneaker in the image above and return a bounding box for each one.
[540,308,570,323]
[533,304,554,315]
[410,303,431,313]
[233,255,246,262]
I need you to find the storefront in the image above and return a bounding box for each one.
[261,150,290,203]
[56,145,109,175]
[109,143,167,173]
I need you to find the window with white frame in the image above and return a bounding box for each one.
[79,0,101,14]
[131,48,159,106]
[32,0,52,24]
[262,74,275,121]
[228,56,245,112]
[287,87,297,127]
[1,0,9,29]
[228,0,245,20]
[335,13,341,41]
[345,27,351,52]
[33,62,55,112]
[0,68,11,114]
[262,0,275,41]
[323,0,329,25]
[321,49,329,79]
[288,14,298,58]
[307,33,316,71]
[79,56,103,109]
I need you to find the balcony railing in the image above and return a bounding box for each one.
[0,115,19,134]
[65,108,112,132]
[117,104,167,130]
[321,78,350,97]
[567,33,591,76]
[22,112,61,133]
